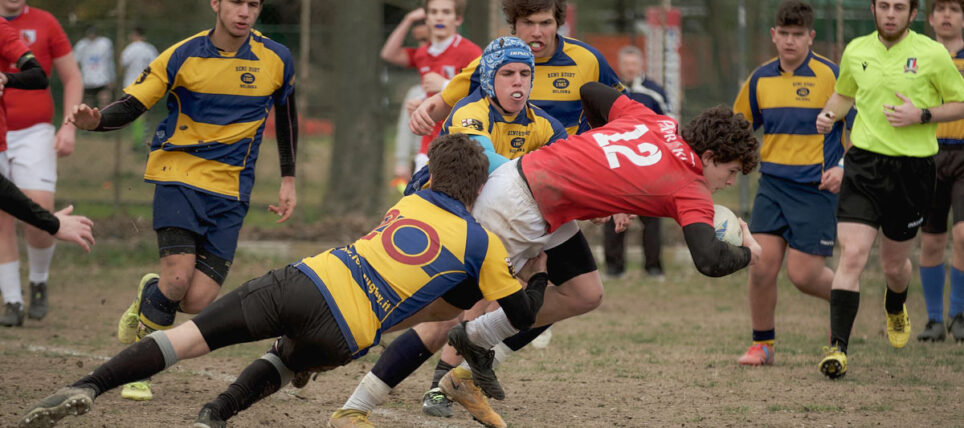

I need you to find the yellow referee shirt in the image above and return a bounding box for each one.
[836,30,964,157]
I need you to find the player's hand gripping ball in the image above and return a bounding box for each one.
[713,204,743,246]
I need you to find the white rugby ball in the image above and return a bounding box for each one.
[713,204,743,246]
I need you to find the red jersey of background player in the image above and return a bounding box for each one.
[2,6,72,130]
[405,34,480,154]
[521,95,715,232]
[0,18,32,151]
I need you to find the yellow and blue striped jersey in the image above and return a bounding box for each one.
[442,34,625,135]
[124,29,295,200]
[734,51,847,183]
[441,89,567,158]
[938,48,964,147]
[293,190,521,358]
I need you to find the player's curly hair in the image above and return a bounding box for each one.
[681,106,759,175]
[503,0,567,32]
[428,134,489,207]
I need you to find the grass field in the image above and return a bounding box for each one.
[1,231,962,427]
[1,135,962,427]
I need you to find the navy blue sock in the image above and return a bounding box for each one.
[950,267,964,318]
[139,278,178,330]
[885,286,907,315]
[829,290,860,354]
[430,359,455,389]
[502,324,552,351]
[752,329,775,344]
[920,264,945,322]
[371,329,432,388]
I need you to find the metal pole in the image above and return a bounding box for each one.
[737,0,750,218]
[836,0,844,61]
[114,0,127,214]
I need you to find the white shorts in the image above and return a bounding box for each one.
[0,123,57,192]
[472,159,580,268]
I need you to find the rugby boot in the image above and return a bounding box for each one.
[949,313,964,343]
[916,319,946,342]
[421,387,454,418]
[818,346,847,380]
[194,405,226,428]
[27,282,48,320]
[118,273,158,344]
[885,304,911,348]
[447,322,503,399]
[292,370,312,388]
[327,409,374,428]
[120,380,153,401]
[737,343,774,366]
[0,301,25,327]
[439,367,507,428]
[19,386,95,428]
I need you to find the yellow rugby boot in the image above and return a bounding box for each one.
[120,380,153,401]
[327,409,374,428]
[439,367,506,428]
[118,273,158,344]
[886,304,911,349]
[818,346,847,380]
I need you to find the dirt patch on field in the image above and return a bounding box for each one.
[1,239,962,427]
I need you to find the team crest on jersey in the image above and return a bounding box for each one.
[19,30,36,45]
[461,118,484,131]
[796,87,810,97]
[442,65,456,79]
[241,72,256,84]
[135,67,151,85]
[553,78,570,89]
[510,137,525,149]
[505,257,515,276]
[905,58,918,74]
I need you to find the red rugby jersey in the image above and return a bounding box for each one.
[2,6,72,130]
[520,95,715,232]
[0,18,32,151]
[405,34,481,154]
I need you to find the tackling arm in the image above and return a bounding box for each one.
[682,223,751,277]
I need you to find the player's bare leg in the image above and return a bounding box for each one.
[739,233,786,365]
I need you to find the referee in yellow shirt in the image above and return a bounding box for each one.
[815,0,964,379]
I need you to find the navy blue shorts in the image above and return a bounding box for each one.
[152,183,249,262]
[749,173,838,257]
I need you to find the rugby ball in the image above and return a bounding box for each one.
[713,204,743,246]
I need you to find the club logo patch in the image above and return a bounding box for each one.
[135,66,151,84]
[905,58,918,74]
[553,78,570,89]
[460,118,484,131]
[796,87,810,97]
[19,29,36,45]
[510,137,525,149]
[240,72,256,84]
[505,257,515,276]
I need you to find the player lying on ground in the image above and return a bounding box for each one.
[18,134,549,428]
[326,82,763,428]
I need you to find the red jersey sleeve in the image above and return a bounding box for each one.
[404,46,417,69]
[672,180,715,227]
[0,21,30,64]
[46,13,73,59]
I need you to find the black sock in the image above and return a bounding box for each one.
[371,329,433,388]
[430,360,456,389]
[885,286,908,314]
[71,337,166,396]
[829,290,860,354]
[208,358,281,422]
[502,324,552,351]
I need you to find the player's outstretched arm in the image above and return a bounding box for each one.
[682,222,755,277]
[52,205,95,252]
[3,55,48,90]
[410,93,453,135]
[66,94,147,131]
[495,252,549,332]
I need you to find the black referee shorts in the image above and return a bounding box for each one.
[837,146,935,242]
[192,265,352,371]
[922,145,964,234]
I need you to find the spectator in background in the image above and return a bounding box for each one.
[603,45,671,280]
[120,26,157,149]
[0,0,83,327]
[380,0,481,172]
[390,22,430,193]
[73,25,114,107]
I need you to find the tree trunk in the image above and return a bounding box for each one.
[322,0,385,217]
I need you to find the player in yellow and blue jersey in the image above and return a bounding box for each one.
[410,0,625,137]
[918,0,964,343]
[732,0,853,367]
[65,0,298,401]
[18,133,552,428]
